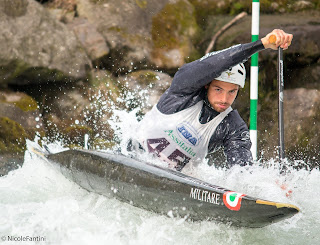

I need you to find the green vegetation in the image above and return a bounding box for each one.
[12,94,38,112]
[0,117,27,153]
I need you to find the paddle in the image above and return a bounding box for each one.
[269,35,292,197]
[269,35,286,169]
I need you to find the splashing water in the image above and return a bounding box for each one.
[1,141,319,244]
[1,94,320,244]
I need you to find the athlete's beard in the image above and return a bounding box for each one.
[204,89,231,113]
[211,102,230,112]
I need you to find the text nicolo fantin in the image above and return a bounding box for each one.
[2,235,46,242]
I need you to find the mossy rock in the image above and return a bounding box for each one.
[13,94,38,112]
[288,99,320,148]
[61,131,116,150]
[43,0,76,12]
[0,153,24,176]
[61,125,93,147]
[189,0,251,29]
[89,70,125,102]
[90,137,116,150]
[254,89,320,166]
[0,91,38,112]
[89,0,109,4]
[152,0,198,50]
[0,117,27,153]
[2,0,28,18]
[135,0,148,9]
[189,0,319,25]
[0,60,30,86]
[129,70,159,85]
[41,77,117,148]
[44,115,93,145]
[151,0,200,67]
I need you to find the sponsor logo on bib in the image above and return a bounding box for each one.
[177,123,200,146]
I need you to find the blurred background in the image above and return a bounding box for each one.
[1,0,319,175]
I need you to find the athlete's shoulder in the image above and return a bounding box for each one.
[223,109,248,128]
[226,109,245,121]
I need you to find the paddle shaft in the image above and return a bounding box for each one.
[269,35,285,161]
[277,47,285,161]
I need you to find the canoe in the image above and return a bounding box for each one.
[30,145,299,228]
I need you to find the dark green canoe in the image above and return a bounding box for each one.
[31,147,299,228]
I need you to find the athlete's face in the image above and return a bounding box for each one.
[206,80,239,112]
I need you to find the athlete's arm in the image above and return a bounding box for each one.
[157,40,265,114]
[170,40,264,94]
[169,29,292,95]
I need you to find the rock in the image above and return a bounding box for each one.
[189,0,319,16]
[0,115,28,176]
[0,90,44,175]
[284,88,320,145]
[43,0,77,23]
[43,83,93,142]
[293,1,313,11]
[75,0,199,72]
[0,116,28,153]
[0,91,43,136]
[0,0,91,87]
[214,13,320,90]
[119,70,172,113]
[41,68,172,147]
[257,88,320,163]
[67,18,110,61]
[47,8,75,24]
[261,24,320,65]
[75,0,167,72]
[211,12,320,163]
[288,64,320,89]
[0,154,24,176]
[1,0,319,167]
[42,77,116,147]
[212,12,320,124]
[151,0,199,69]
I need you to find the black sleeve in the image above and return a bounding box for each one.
[208,110,253,167]
[170,40,265,94]
[157,40,265,114]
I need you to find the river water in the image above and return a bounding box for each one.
[0,140,319,245]
[1,106,320,245]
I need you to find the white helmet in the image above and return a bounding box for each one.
[215,63,246,88]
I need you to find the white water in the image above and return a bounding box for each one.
[1,142,319,245]
[1,93,320,244]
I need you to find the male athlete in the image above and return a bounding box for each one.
[134,29,293,171]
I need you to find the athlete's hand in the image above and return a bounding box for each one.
[261,29,293,50]
[275,179,293,198]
